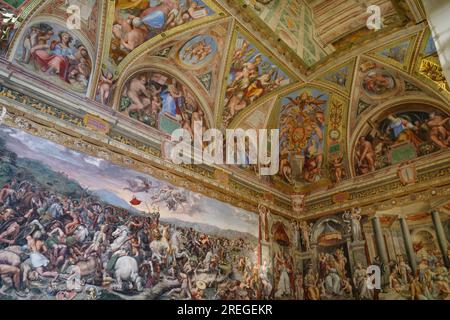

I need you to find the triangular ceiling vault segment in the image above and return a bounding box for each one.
[217,24,299,129]
[230,95,277,130]
[315,58,356,95]
[367,35,417,73]
[264,83,350,193]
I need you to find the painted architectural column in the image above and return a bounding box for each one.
[398,215,417,274]
[371,216,389,264]
[422,0,450,87]
[431,210,450,268]
[370,216,389,286]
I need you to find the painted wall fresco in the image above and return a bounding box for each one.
[14,22,93,94]
[291,210,450,301]
[0,124,262,300]
[362,215,450,300]
[110,0,214,65]
[278,88,328,185]
[354,106,449,175]
[119,70,206,134]
[222,33,291,127]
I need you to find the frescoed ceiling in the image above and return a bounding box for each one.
[0,0,448,219]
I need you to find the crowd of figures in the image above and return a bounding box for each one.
[299,249,355,300]
[1,177,448,300]
[387,252,450,300]
[120,71,205,135]
[290,251,449,301]
[0,179,270,300]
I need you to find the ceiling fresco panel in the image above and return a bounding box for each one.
[316,59,357,94]
[96,18,233,113]
[107,0,217,66]
[352,103,449,177]
[220,29,294,128]
[12,19,95,95]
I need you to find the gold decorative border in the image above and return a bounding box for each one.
[305,164,450,219]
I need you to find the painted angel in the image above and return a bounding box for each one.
[97,70,116,105]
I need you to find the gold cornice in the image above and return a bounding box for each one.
[304,162,450,220]
[1,83,449,223]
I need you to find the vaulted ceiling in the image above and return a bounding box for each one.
[0,0,448,217]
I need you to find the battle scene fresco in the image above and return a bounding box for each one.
[14,22,93,94]
[110,0,214,65]
[354,105,449,175]
[0,124,263,300]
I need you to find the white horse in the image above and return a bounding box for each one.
[110,225,130,252]
[149,239,169,264]
[108,225,143,292]
[170,230,190,260]
[111,256,143,292]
